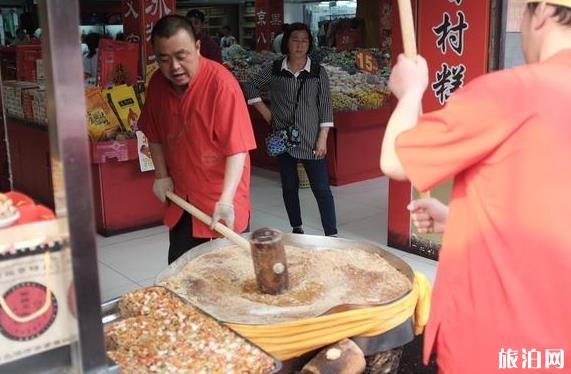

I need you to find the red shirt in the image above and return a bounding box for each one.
[397,50,571,373]
[139,57,256,238]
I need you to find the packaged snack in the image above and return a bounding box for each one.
[105,84,141,134]
[98,39,139,88]
[85,87,122,142]
[145,62,159,88]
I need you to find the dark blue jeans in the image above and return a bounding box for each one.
[276,153,337,236]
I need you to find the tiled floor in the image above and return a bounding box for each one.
[97,168,437,302]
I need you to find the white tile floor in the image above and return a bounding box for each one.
[96,168,437,302]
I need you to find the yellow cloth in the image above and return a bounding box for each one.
[226,272,432,360]
[526,0,571,7]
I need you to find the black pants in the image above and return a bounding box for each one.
[168,211,250,264]
[276,153,337,236]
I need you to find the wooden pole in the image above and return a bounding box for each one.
[166,191,251,251]
[396,0,431,199]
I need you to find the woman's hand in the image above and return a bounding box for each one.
[407,198,449,234]
[314,129,329,159]
[253,102,272,125]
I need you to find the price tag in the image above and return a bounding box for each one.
[355,51,379,74]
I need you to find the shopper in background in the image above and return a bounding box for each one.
[380,1,571,372]
[4,32,14,46]
[12,28,29,45]
[139,15,255,264]
[245,22,337,237]
[83,32,100,81]
[220,26,236,48]
[185,9,223,63]
[272,23,289,54]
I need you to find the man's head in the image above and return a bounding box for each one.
[151,15,201,91]
[521,0,571,63]
[16,28,27,39]
[186,9,205,35]
[221,26,232,36]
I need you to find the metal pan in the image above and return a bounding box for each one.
[101,286,282,374]
[156,233,416,321]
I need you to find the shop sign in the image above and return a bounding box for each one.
[389,0,492,260]
[418,0,490,111]
[122,0,175,69]
[255,0,283,51]
[355,50,379,74]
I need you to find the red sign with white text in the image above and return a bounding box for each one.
[122,0,175,69]
[255,0,283,51]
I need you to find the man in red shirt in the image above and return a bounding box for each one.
[139,15,256,264]
[381,1,571,373]
[186,9,223,64]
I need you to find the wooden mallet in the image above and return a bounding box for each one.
[166,191,288,295]
[396,0,431,199]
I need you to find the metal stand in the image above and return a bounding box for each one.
[0,1,110,372]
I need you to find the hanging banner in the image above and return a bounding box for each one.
[255,0,283,51]
[418,0,490,111]
[122,0,176,75]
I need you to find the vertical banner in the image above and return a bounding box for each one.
[387,0,490,259]
[255,0,283,51]
[122,0,175,74]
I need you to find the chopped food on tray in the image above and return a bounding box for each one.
[105,287,276,373]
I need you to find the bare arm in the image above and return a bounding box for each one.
[219,152,247,204]
[314,127,329,159]
[380,54,428,180]
[253,101,272,124]
[380,91,423,180]
[149,143,168,178]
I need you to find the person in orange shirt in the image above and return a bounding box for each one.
[139,15,256,264]
[381,1,571,373]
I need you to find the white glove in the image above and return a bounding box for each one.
[211,202,235,231]
[152,177,173,203]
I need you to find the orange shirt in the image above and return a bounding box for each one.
[397,50,571,373]
[139,58,256,238]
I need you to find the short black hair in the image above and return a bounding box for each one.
[151,15,197,44]
[222,25,231,32]
[527,3,571,27]
[186,9,205,23]
[281,22,313,55]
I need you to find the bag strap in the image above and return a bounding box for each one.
[0,251,52,323]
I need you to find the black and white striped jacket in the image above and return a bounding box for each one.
[244,57,334,160]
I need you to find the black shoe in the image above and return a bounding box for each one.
[292,227,304,234]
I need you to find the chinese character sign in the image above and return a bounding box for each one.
[418,0,490,111]
[255,0,283,51]
[121,0,175,70]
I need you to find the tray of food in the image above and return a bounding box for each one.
[101,286,281,373]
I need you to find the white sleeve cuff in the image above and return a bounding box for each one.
[247,97,262,105]
[320,122,334,128]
